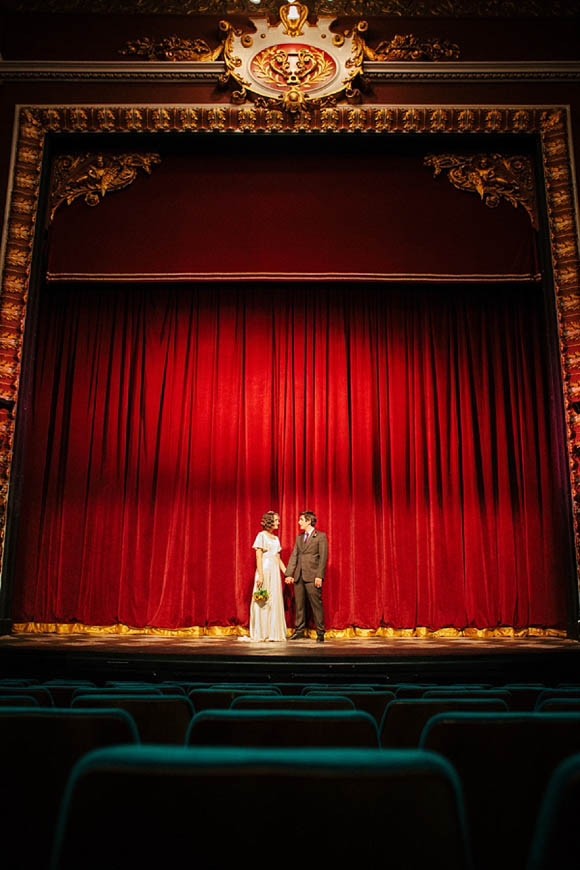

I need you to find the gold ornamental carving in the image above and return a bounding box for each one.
[424,153,539,229]
[49,153,162,221]
[364,34,460,62]
[4,0,580,17]
[220,3,367,111]
[120,35,225,61]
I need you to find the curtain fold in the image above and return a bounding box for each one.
[12,281,571,631]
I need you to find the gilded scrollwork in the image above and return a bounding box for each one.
[424,153,539,229]
[120,35,226,61]
[49,153,162,222]
[363,34,460,62]
[3,0,580,16]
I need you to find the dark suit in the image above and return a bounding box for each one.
[285,530,328,637]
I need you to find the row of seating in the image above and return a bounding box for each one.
[2,703,580,869]
[46,743,580,870]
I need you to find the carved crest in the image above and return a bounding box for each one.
[221,2,366,110]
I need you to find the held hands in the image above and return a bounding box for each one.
[314,578,323,588]
[285,577,294,585]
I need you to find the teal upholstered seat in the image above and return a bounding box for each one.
[0,686,54,706]
[305,690,396,723]
[230,694,355,712]
[0,707,138,870]
[527,753,580,870]
[50,745,473,870]
[536,697,580,712]
[0,694,40,706]
[419,712,580,870]
[187,708,379,748]
[71,694,193,743]
[380,698,509,747]
[534,687,580,709]
[423,688,513,708]
[188,687,280,711]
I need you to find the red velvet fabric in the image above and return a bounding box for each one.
[47,144,538,281]
[12,280,570,630]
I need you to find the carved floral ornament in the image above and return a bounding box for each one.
[49,153,162,222]
[424,153,539,229]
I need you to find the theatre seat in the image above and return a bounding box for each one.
[380,699,509,747]
[189,687,280,710]
[50,745,472,870]
[0,694,39,706]
[0,707,138,870]
[71,686,164,699]
[71,694,193,743]
[305,690,396,724]
[419,712,580,870]
[536,698,580,712]
[211,683,282,694]
[526,753,580,870]
[231,694,355,712]
[534,688,580,709]
[0,686,54,706]
[423,689,513,708]
[187,709,380,748]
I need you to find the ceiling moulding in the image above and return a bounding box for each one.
[3,0,580,16]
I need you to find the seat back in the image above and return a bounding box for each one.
[423,689,512,708]
[188,687,279,711]
[71,694,193,743]
[306,690,396,723]
[380,699,509,747]
[51,745,473,870]
[187,709,380,748]
[527,753,580,870]
[420,712,580,870]
[0,707,138,870]
[0,686,54,706]
[231,694,355,712]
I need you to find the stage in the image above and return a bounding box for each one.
[1,630,579,686]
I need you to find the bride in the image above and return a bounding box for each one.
[246,510,287,642]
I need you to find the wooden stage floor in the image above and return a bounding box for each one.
[1,630,579,685]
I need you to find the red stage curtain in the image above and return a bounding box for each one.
[12,280,570,631]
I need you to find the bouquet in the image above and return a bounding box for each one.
[253,587,269,606]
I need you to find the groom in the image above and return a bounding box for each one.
[285,511,328,643]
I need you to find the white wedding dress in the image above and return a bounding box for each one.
[248,530,287,642]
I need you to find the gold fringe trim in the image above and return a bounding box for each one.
[11,622,568,639]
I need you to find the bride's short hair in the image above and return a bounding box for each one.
[261,511,279,531]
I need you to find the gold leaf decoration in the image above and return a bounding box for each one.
[365,34,460,61]
[424,153,538,229]
[120,35,225,61]
[49,153,162,222]
[3,0,580,16]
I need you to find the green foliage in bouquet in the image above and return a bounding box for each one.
[253,587,269,606]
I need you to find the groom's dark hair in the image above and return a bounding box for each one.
[300,511,317,526]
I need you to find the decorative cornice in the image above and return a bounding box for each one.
[3,60,580,84]
[2,0,580,16]
[425,153,538,229]
[49,153,162,222]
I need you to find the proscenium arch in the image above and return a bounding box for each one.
[0,102,579,636]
